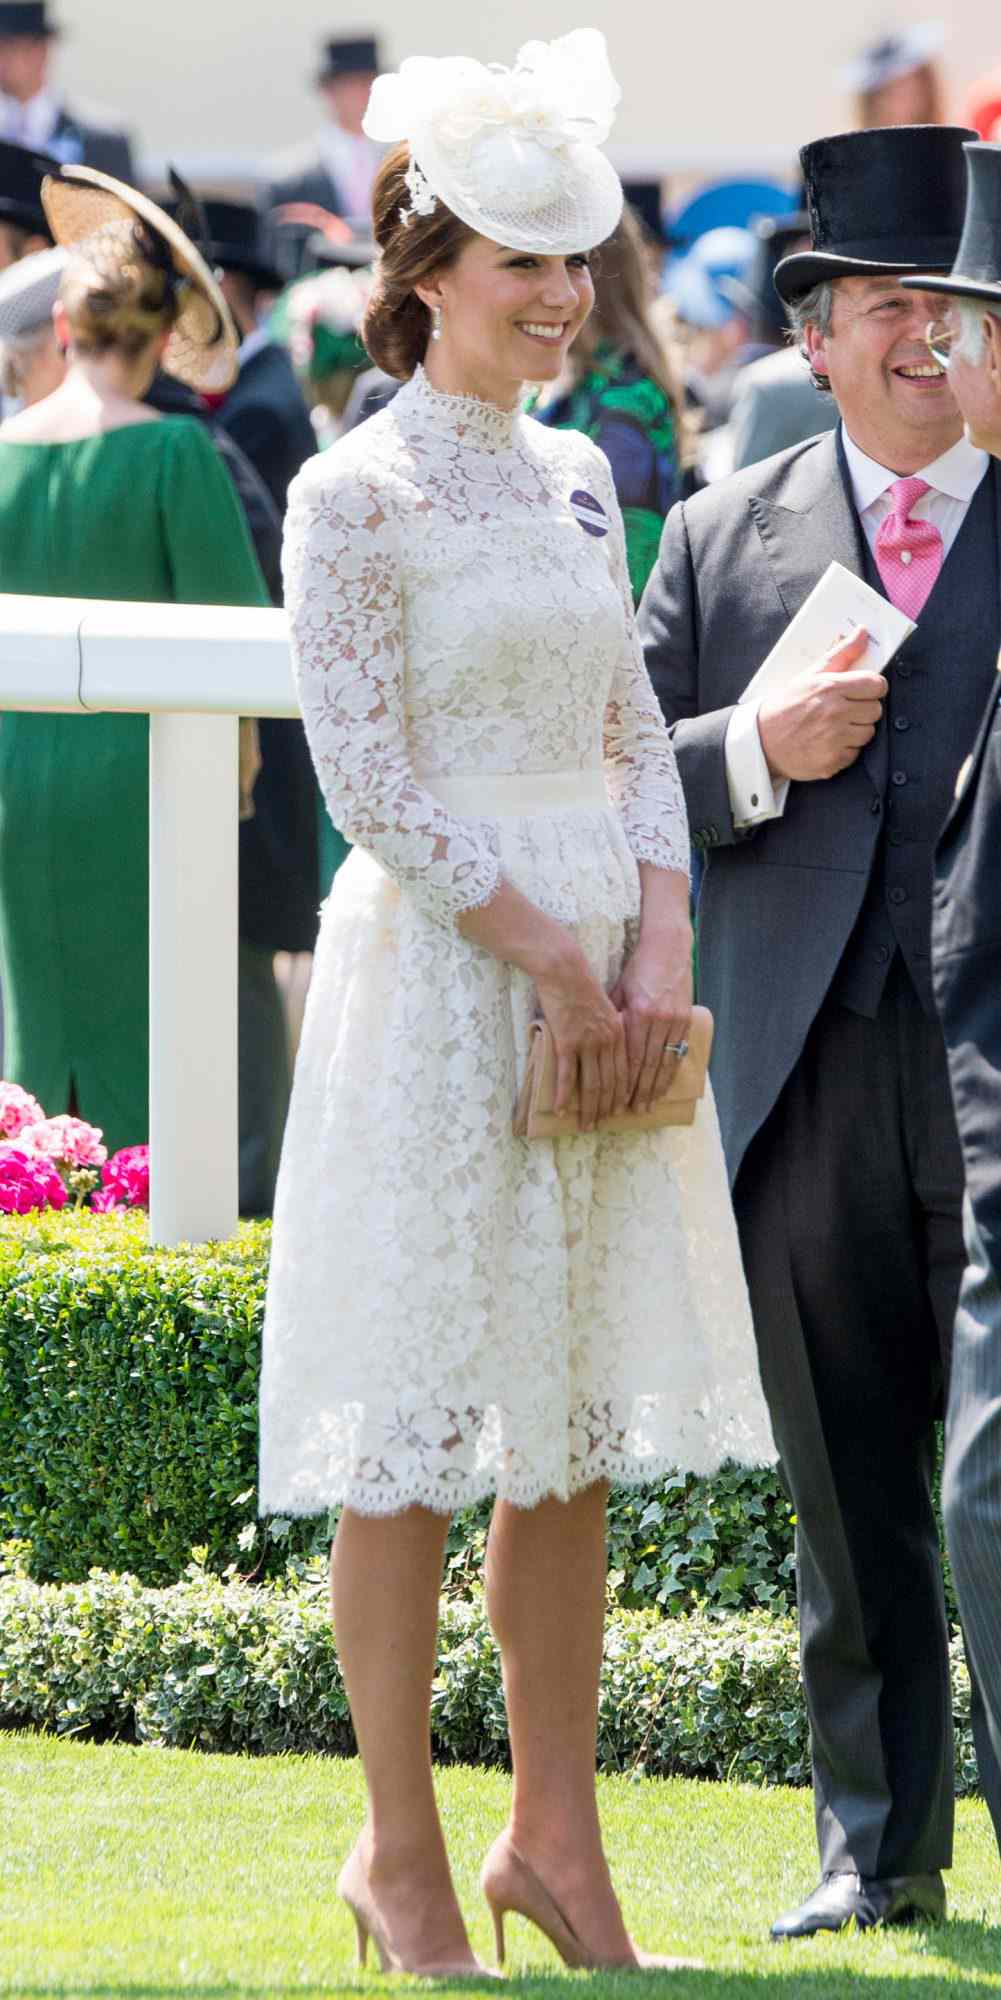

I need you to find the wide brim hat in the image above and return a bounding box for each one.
[902,141,1001,307]
[363,30,623,256]
[41,164,238,391]
[0,241,65,337]
[774,125,977,303]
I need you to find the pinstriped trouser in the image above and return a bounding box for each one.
[944,1198,1001,1775]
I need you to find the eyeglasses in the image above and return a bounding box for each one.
[925,318,955,370]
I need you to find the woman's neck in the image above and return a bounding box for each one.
[422,342,522,413]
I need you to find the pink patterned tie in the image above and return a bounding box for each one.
[873,476,944,616]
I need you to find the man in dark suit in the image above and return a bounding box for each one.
[206,199,317,514]
[639,124,1001,1937]
[261,34,383,281]
[195,197,319,1215]
[0,3,134,182]
[905,141,1001,1774]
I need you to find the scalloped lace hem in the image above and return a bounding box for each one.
[259,1438,776,1521]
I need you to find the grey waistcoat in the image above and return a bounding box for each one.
[832,470,1001,1017]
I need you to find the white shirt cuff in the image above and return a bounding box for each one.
[725,701,790,828]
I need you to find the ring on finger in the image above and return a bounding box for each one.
[661,1039,688,1060]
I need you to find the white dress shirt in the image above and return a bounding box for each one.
[0,86,58,150]
[725,427,990,829]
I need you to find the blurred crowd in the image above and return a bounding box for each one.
[1,4,1000,1215]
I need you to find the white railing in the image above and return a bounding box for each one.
[0,595,297,1247]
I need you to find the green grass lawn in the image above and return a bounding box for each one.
[1,1732,1000,1998]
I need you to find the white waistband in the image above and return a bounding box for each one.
[420,767,609,818]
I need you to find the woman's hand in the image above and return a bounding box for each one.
[536,943,628,1132]
[611,868,693,1113]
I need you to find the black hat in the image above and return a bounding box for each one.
[774,125,977,303]
[303,228,376,272]
[622,179,668,248]
[842,22,945,98]
[0,137,57,234]
[0,2,60,35]
[720,211,810,336]
[902,142,1001,306]
[197,198,283,293]
[316,35,380,86]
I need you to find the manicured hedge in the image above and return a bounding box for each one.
[0,1213,799,1603]
[0,1549,978,1791]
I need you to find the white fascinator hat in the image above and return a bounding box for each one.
[363,28,623,254]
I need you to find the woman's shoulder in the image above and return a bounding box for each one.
[287,405,407,515]
[525,407,613,487]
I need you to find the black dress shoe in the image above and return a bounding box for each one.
[771,1871,946,1940]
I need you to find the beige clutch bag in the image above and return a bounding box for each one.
[513,1005,714,1140]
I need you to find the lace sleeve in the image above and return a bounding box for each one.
[595,455,690,880]
[282,467,501,926]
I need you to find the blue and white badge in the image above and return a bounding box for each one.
[569,489,608,538]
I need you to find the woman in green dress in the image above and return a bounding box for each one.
[0,167,268,1155]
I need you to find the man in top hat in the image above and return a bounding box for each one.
[897,140,1001,1777]
[723,213,838,471]
[0,3,133,180]
[639,123,1001,1937]
[262,34,383,282]
[192,195,320,1217]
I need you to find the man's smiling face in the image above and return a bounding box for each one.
[805,275,964,467]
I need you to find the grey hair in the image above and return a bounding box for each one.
[784,280,835,394]
[954,299,987,367]
[0,323,54,399]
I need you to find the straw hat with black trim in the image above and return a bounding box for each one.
[40,164,238,392]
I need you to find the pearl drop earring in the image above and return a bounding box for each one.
[431,305,443,341]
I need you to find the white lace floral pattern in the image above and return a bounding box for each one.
[259,367,774,1517]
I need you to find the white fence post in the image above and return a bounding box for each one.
[148,712,239,1246]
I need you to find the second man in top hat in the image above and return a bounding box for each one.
[261,32,384,282]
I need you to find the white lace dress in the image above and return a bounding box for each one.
[259,365,774,1518]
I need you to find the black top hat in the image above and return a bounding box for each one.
[0,2,60,36]
[315,36,380,86]
[196,198,283,293]
[902,142,1001,307]
[0,137,56,234]
[622,180,668,248]
[774,125,977,303]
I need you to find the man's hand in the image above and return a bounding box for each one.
[758,629,888,783]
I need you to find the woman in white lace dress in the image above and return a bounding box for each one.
[260,31,773,1978]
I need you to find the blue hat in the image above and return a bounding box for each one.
[665,226,755,329]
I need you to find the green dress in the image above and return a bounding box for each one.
[0,415,269,1155]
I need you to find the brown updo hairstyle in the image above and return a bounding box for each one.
[363,141,474,379]
[60,217,179,362]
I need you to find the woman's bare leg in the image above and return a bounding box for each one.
[330,1504,476,1968]
[484,1481,635,1959]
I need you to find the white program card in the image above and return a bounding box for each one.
[739,561,916,706]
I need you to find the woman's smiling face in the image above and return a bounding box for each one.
[417,231,595,404]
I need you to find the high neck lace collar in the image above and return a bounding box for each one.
[399,365,520,452]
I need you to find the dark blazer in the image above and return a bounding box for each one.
[219,340,317,517]
[50,104,135,182]
[260,147,344,280]
[933,667,1001,1270]
[638,427,1001,1182]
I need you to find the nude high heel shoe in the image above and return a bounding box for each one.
[481,1834,702,1972]
[337,1847,499,1978]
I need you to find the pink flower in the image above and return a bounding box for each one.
[99,1143,150,1210]
[0,1147,68,1214]
[18,1114,107,1169]
[90,1187,122,1213]
[0,1082,45,1139]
